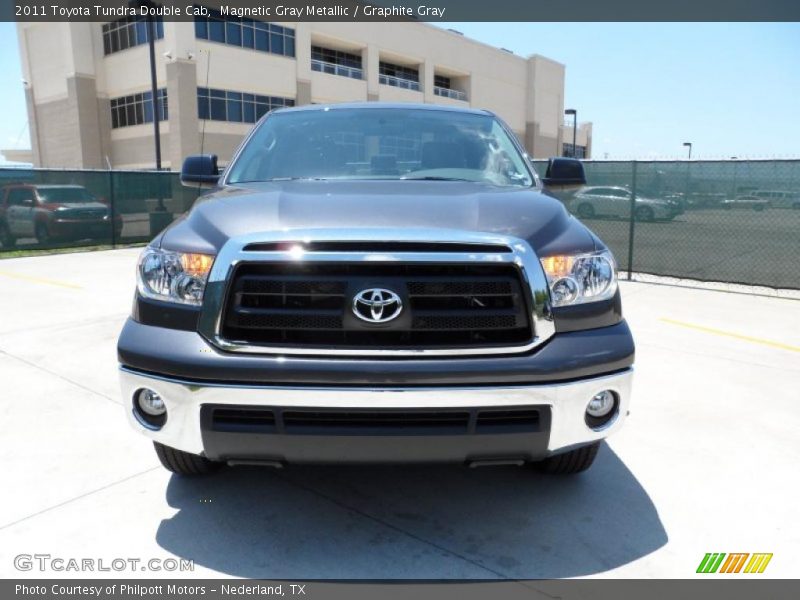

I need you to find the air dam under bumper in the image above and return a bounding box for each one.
[120,367,633,464]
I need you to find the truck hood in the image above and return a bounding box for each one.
[48,201,108,212]
[160,180,598,257]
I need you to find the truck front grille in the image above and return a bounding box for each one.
[220,262,534,351]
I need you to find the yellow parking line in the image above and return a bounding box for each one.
[0,270,82,290]
[660,318,799,353]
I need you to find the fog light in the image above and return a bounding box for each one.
[585,390,618,429]
[134,388,167,429]
[137,389,165,415]
[587,390,615,418]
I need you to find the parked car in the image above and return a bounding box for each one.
[570,186,680,221]
[660,193,687,213]
[118,103,634,477]
[0,184,122,247]
[720,195,770,211]
[747,190,800,209]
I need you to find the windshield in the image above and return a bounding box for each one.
[38,187,96,204]
[227,108,534,187]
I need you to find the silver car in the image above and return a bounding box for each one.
[747,190,800,209]
[570,186,679,221]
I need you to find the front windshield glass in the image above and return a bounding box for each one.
[227,108,534,187]
[38,187,95,204]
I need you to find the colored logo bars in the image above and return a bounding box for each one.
[696,553,773,574]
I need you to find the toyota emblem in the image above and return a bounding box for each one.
[352,288,403,323]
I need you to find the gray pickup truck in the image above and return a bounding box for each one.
[118,103,634,476]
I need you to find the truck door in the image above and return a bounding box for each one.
[7,188,36,237]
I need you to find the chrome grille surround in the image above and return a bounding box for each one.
[197,228,554,357]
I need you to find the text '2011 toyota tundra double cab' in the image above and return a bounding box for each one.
[118,103,634,476]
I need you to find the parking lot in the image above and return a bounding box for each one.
[580,208,800,289]
[0,248,798,578]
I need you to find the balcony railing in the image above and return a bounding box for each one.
[433,86,467,101]
[311,59,363,80]
[379,74,421,91]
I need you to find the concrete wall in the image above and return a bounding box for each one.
[524,55,565,160]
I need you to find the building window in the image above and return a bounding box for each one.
[102,16,163,56]
[311,46,363,79]
[379,62,420,91]
[434,75,452,89]
[433,74,467,101]
[197,87,294,123]
[563,143,587,159]
[110,89,168,129]
[194,9,295,57]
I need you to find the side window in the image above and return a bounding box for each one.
[13,188,35,206]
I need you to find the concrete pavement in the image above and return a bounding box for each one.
[0,248,798,578]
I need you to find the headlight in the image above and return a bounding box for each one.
[136,247,215,306]
[540,250,617,307]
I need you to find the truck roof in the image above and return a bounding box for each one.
[274,102,493,117]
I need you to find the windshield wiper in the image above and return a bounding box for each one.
[263,176,328,182]
[400,176,474,182]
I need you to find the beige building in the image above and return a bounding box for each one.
[17,16,592,170]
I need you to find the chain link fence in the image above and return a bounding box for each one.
[1,161,799,289]
[535,159,800,289]
[0,168,200,251]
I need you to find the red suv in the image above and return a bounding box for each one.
[0,184,123,247]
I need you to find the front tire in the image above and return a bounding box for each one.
[535,442,600,475]
[0,223,15,248]
[154,442,220,476]
[635,206,655,221]
[35,222,51,245]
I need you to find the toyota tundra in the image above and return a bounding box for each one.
[118,103,634,476]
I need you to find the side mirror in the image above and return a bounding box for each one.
[180,154,219,188]
[542,157,586,188]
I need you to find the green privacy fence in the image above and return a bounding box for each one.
[2,161,799,289]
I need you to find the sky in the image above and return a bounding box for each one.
[1,21,799,165]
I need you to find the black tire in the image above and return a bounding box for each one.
[635,206,655,222]
[576,203,595,219]
[153,441,220,476]
[35,222,51,245]
[535,442,600,475]
[0,222,15,248]
[792,202,800,210]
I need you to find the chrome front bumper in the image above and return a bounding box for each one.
[120,367,633,462]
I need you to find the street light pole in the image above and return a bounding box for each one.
[146,12,162,171]
[682,142,692,207]
[565,109,577,157]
